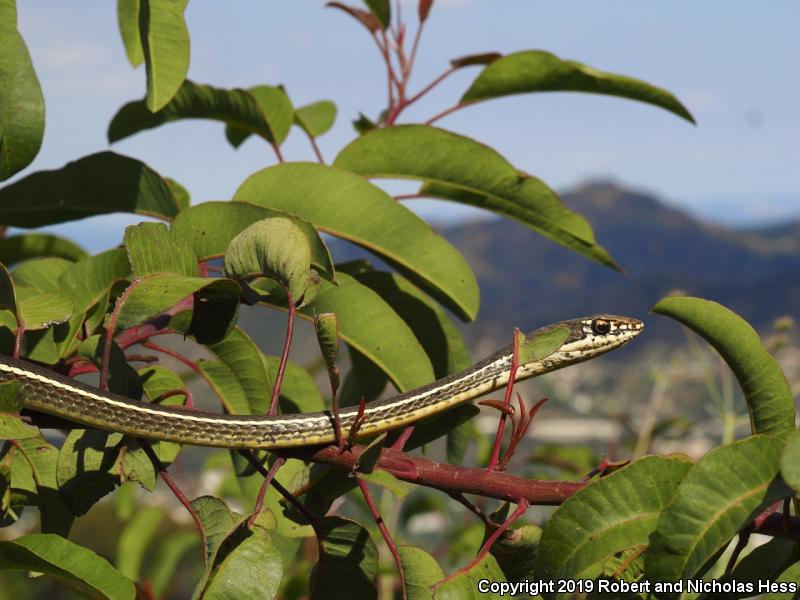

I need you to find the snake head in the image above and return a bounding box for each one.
[516,315,644,378]
[559,314,645,358]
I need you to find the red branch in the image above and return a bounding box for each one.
[270,141,285,163]
[13,323,24,360]
[101,281,139,391]
[238,450,321,534]
[346,396,368,447]
[269,289,295,416]
[154,388,194,409]
[142,340,203,376]
[753,513,800,542]
[487,332,520,471]
[425,102,467,125]
[390,425,415,451]
[357,477,406,599]
[439,498,529,587]
[67,362,98,377]
[139,439,208,567]
[304,130,325,164]
[249,456,286,528]
[116,316,175,350]
[448,492,491,527]
[285,445,584,505]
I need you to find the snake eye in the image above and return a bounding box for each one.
[592,319,611,335]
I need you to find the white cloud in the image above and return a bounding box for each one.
[39,42,107,69]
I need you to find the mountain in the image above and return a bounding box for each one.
[736,219,800,254]
[437,182,800,346]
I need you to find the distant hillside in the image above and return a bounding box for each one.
[329,182,799,347]
[736,219,800,254]
[439,182,800,346]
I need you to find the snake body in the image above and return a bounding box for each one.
[0,315,643,449]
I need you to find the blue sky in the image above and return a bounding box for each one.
[12,1,800,251]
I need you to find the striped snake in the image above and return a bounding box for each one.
[0,315,643,449]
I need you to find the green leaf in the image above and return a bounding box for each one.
[654,296,796,439]
[645,436,793,587]
[0,0,45,181]
[311,517,379,600]
[234,162,478,321]
[536,455,692,596]
[328,3,381,33]
[781,430,800,493]
[334,125,618,270]
[224,217,313,302]
[0,262,15,312]
[198,522,283,600]
[290,272,434,392]
[362,0,390,28]
[519,325,570,363]
[314,312,340,390]
[56,430,157,515]
[192,326,271,415]
[165,176,190,211]
[263,355,325,414]
[0,380,38,440]
[225,84,294,147]
[109,80,293,147]
[352,112,377,134]
[418,0,433,23]
[460,50,695,124]
[356,433,386,473]
[197,326,324,416]
[0,533,135,599]
[140,0,190,112]
[117,0,143,67]
[37,250,132,360]
[191,495,240,565]
[124,221,197,278]
[0,151,182,226]
[13,286,73,331]
[341,262,470,378]
[726,538,800,594]
[59,248,132,317]
[0,234,87,266]
[339,345,388,407]
[139,365,186,406]
[765,560,800,598]
[450,52,502,69]
[12,257,72,292]
[433,553,507,598]
[171,201,335,282]
[116,507,163,580]
[0,461,10,518]
[7,435,73,535]
[491,524,542,582]
[116,274,240,331]
[399,546,444,600]
[77,334,142,397]
[294,100,337,138]
[0,262,74,339]
[361,470,411,499]
[197,359,251,416]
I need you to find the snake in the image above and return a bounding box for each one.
[0,315,643,450]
